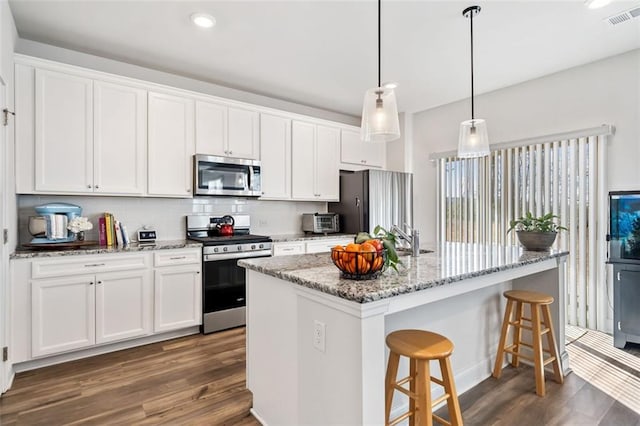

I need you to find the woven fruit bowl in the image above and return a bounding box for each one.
[331,243,387,280]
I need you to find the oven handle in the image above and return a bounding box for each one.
[204,250,272,262]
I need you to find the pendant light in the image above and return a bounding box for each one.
[458,5,490,158]
[361,0,400,143]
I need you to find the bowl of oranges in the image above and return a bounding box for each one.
[331,240,386,280]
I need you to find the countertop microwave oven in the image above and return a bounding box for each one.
[194,154,262,197]
[302,213,340,234]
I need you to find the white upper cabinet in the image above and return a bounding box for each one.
[195,100,259,160]
[260,113,291,199]
[34,69,93,193]
[93,81,147,195]
[148,91,195,197]
[340,128,384,169]
[291,120,339,201]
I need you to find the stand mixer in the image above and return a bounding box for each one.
[29,203,82,244]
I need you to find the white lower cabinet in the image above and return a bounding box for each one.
[154,266,202,333]
[272,237,354,256]
[31,275,96,357]
[272,242,306,256]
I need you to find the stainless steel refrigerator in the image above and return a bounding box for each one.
[328,170,413,234]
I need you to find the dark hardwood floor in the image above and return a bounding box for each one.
[1,326,638,425]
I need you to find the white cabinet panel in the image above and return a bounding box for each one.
[292,120,339,201]
[340,129,384,169]
[260,113,291,199]
[228,107,260,160]
[154,266,202,332]
[305,238,354,254]
[31,275,95,357]
[34,69,93,192]
[272,242,305,256]
[291,120,316,200]
[148,92,195,197]
[94,81,147,194]
[195,100,226,156]
[315,126,340,201]
[95,270,152,344]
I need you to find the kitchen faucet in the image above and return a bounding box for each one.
[391,224,420,257]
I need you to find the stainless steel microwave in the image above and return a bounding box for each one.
[194,154,262,197]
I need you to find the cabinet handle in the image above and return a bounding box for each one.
[186,189,191,193]
[90,282,94,285]
[84,263,105,267]
[170,256,186,260]
[196,271,200,274]
[97,281,103,284]
[363,160,367,164]
[95,185,100,189]
[87,184,92,189]
[229,150,233,155]
[282,247,294,251]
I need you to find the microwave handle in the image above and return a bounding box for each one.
[248,166,255,191]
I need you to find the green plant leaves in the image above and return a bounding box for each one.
[507,211,566,233]
[353,226,401,271]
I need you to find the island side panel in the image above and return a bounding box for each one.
[246,271,299,425]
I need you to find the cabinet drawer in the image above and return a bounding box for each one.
[32,254,148,279]
[306,238,354,254]
[154,249,201,267]
[272,242,305,256]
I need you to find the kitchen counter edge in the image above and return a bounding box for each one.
[270,233,355,243]
[10,240,203,259]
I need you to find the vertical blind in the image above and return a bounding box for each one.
[433,126,613,331]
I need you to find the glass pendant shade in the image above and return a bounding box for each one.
[361,87,400,142]
[458,118,490,158]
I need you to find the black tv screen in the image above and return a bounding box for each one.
[610,191,640,261]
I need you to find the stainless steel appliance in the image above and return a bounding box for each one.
[328,170,413,234]
[187,214,272,334]
[608,191,640,348]
[302,213,340,234]
[194,154,262,197]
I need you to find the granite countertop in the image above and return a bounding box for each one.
[239,242,569,304]
[10,240,202,259]
[270,233,355,243]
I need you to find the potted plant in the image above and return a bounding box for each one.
[507,212,567,251]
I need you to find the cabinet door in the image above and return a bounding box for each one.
[95,270,152,344]
[341,128,384,169]
[291,120,316,200]
[154,266,202,332]
[94,81,147,195]
[34,69,93,193]
[260,114,291,199]
[306,238,354,254]
[619,269,640,336]
[315,125,340,201]
[148,92,195,197]
[31,275,95,357]
[227,107,260,159]
[272,242,305,256]
[195,100,227,157]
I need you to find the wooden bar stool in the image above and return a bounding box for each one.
[385,330,462,426]
[493,289,563,397]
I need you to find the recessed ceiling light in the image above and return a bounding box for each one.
[191,13,216,28]
[585,0,612,9]
[382,81,399,89]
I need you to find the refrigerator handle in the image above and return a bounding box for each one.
[356,197,363,232]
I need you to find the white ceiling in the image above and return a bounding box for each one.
[8,0,640,117]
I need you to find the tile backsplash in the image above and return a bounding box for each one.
[18,195,327,244]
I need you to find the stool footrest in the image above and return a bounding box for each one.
[543,356,557,366]
[432,413,452,426]
[432,393,450,406]
[430,376,445,387]
[516,341,552,353]
[389,410,413,426]
[504,347,535,362]
[392,383,417,399]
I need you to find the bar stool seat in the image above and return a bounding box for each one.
[385,330,463,426]
[493,289,563,397]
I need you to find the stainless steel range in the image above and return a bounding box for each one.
[187,215,272,334]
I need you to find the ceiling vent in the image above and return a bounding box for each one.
[604,5,640,25]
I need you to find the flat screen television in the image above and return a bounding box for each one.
[609,191,640,262]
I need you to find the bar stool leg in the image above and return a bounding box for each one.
[439,357,463,426]
[493,299,514,379]
[542,304,564,384]
[416,360,432,426]
[530,303,546,397]
[511,301,524,367]
[409,358,417,426]
[385,351,400,425]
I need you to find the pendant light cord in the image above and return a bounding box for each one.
[470,8,475,120]
[378,0,381,88]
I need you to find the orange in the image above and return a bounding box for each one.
[365,239,384,252]
[359,242,377,262]
[331,245,344,262]
[356,255,370,273]
[371,256,383,272]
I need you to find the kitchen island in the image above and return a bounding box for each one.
[239,243,569,426]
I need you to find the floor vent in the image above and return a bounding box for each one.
[605,5,640,25]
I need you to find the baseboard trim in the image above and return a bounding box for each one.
[250,408,268,426]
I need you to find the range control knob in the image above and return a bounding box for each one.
[251,245,256,249]
[223,247,228,252]
[237,245,242,251]
[259,244,264,249]
[213,247,219,253]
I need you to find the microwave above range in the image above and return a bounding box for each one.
[194,154,262,197]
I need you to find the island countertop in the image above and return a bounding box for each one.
[239,243,569,303]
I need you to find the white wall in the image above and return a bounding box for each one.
[17,195,326,244]
[15,39,360,127]
[413,49,640,246]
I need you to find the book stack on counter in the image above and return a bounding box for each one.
[98,213,130,247]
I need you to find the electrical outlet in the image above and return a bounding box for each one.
[313,320,326,353]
